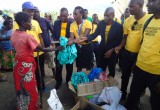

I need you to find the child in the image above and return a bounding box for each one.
[11,12,63,110]
[0,17,15,70]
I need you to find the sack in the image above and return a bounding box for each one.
[47,89,64,110]
[98,86,126,110]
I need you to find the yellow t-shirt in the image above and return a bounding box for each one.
[13,20,43,57]
[123,14,152,53]
[105,25,111,43]
[136,18,160,75]
[91,24,99,42]
[70,19,92,44]
[60,22,67,37]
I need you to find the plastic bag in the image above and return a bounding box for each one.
[98,71,108,81]
[101,104,126,110]
[47,89,64,110]
[88,68,102,81]
[98,86,126,110]
[88,94,100,104]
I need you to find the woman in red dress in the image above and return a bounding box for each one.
[11,12,63,110]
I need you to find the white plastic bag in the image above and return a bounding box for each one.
[98,86,126,110]
[47,89,64,110]
[101,104,126,110]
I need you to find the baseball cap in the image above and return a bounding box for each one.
[2,14,8,17]
[22,1,36,10]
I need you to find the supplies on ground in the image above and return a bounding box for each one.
[70,68,126,110]
[71,71,89,90]
[70,68,118,96]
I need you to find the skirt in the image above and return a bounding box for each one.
[13,57,38,110]
[76,43,93,69]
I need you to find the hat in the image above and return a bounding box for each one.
[22,1,36,10]
[2,14,8,17]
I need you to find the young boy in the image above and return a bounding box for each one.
[11,12,63,110]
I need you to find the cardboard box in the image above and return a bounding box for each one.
[69,77,119,96]
[71,98,104,110]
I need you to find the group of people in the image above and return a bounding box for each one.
[0,0,160,109]
[0,10,15,82]
[75,0,160,110]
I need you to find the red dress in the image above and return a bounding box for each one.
[11,30,39,110]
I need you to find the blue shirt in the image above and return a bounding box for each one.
[38,17,53,47]
[0,29,14,50]
[0,23,2,30]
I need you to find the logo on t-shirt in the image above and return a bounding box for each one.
[145,27,160,36]
[130,24,143,31]
[30,25,36,31]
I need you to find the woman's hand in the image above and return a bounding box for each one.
[75,37,87,44]
[67,40,74,46]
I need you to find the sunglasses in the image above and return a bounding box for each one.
[131,21,138,30]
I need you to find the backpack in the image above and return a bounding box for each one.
[140,15,154,44]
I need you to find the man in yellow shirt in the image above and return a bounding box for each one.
[13,2,46,92]
[115,0,151,102]
[91,13,100,67]
[52,8,73,90]
[124,0,160,110]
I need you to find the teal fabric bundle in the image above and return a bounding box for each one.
[57,37,77,65]
[71,72,89,90]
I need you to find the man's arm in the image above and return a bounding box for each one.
[105,24,124,58]
[75,22,101,43]
[115,34,127,53]
[115,17,130,53]
[39,34,45,47]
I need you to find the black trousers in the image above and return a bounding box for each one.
[98,52,117,77]
[55,53,73,84]
[116,48,123,69]
[125,66,160,110]
[121,49,138,95]
[92,41,100,67]
[34,53,45,91]
[76,43,93,69]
